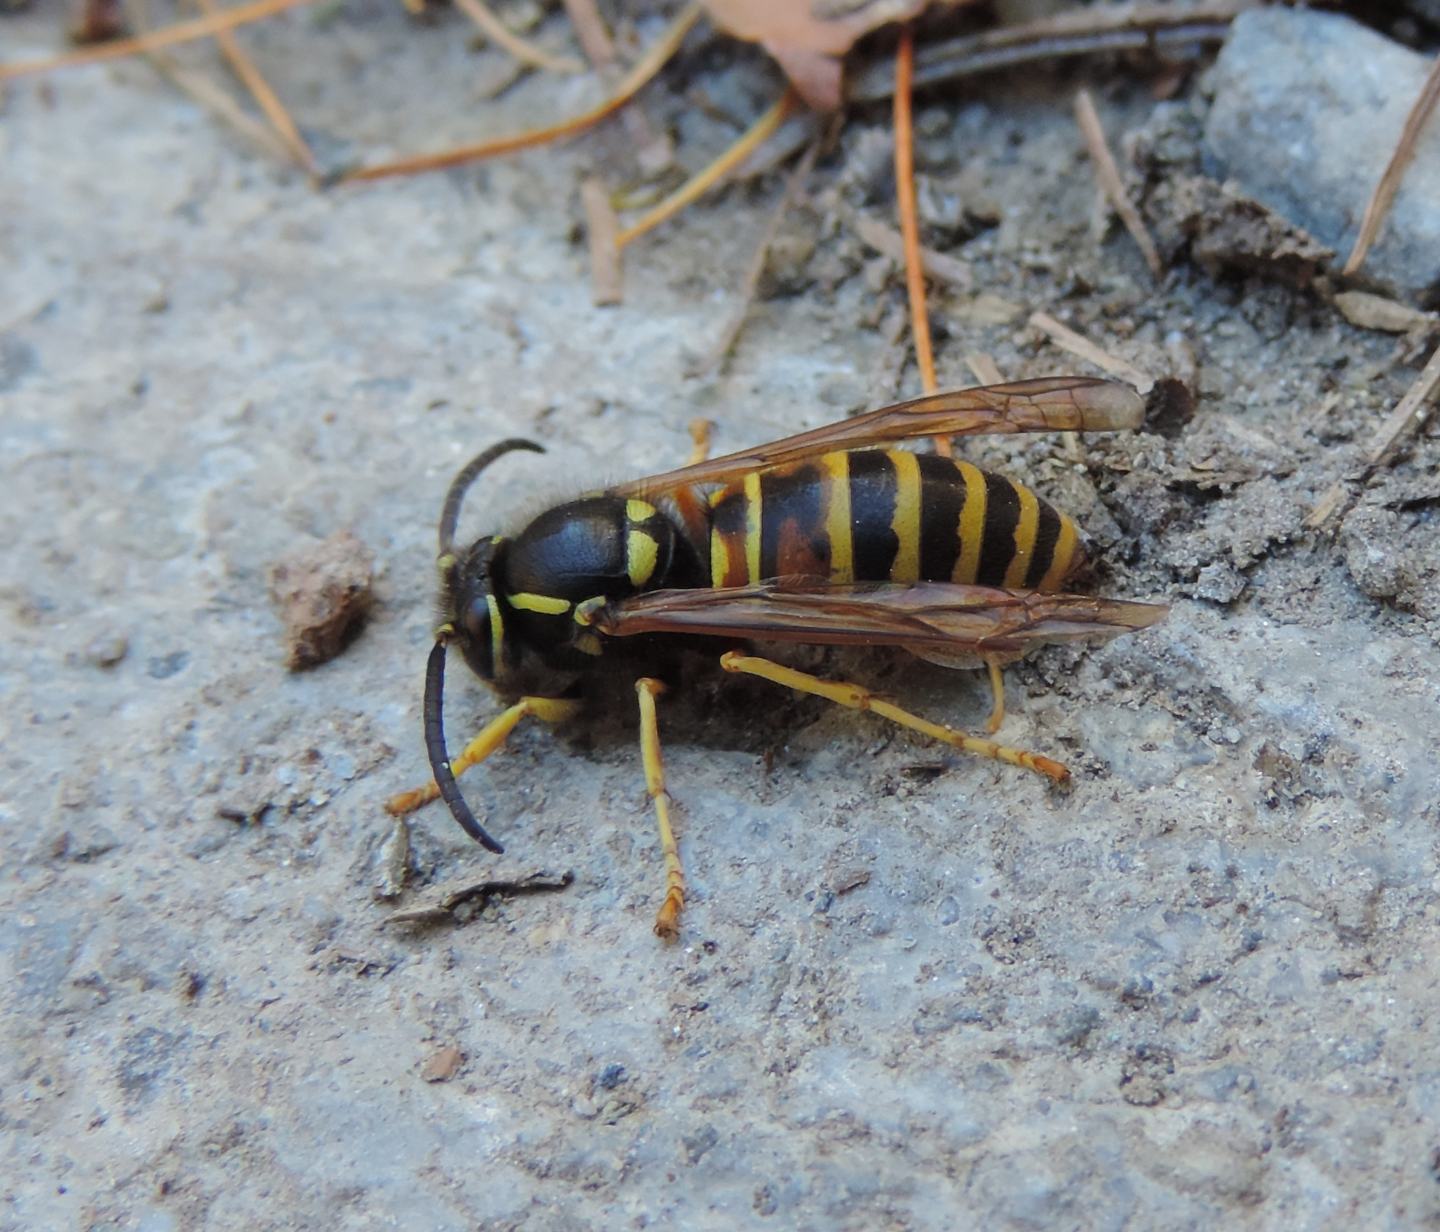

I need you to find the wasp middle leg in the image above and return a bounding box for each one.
[719,650,1069,783]
[636,677,685,939]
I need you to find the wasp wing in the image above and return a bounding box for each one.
[612,376,1143,498]
[588,579,1166,656]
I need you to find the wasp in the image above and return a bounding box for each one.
[385,377,1167,937]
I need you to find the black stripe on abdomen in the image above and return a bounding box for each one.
[916,454,965,582]
[847,451,900,581]
[1024,499,1062,588]
[976,471,1022,586]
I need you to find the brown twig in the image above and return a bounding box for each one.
[343,1,701,182]
[0,0,318,80]
[560,0,615,70]
[615,88,797,248]
[852,216,972,289]
[848,0,1251,102]
[688,135,824,377]
[1028,311,1152,391]
[1343,54,1440,278]
[893,25,946,454]
[964,353,1004,386]
[1363,341,1440,467]
[193,0,318,176]
[581,176,623,306]
[1073,87,1162,279]
[1306,341,1440,528]
[452,0,583,75]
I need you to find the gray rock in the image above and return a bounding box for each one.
[1204,8,1440,303]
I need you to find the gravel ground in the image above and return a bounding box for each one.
[4,5,1440,1229]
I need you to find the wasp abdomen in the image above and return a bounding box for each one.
[708,449,1084,592]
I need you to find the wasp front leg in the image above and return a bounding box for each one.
[636,677,686,939]
[385,695,583,816]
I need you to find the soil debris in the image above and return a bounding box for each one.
[268,529,375,671]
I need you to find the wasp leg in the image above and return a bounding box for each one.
[670,418,715,548]
[719,651,1069,784]
[385,696,583,815]
[636,677,686,940]
[984,655,1006,734]
[687,418,714,465]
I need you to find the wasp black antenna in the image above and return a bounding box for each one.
[423,636,504,853]
[438,438,544,556]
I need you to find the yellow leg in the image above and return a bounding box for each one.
[984,655,1006,735]
[672,418,715,547]
[719,651,1069,784]
[385,695,583,815]
[636,677,686,939]
[686,418,714,465]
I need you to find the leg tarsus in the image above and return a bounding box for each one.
[637,677,686,939]
[719,650,1068,784]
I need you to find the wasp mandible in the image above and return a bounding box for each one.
[386,377,1167,937]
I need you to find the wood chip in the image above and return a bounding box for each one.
[853,215,972,289]
[1334,291,1437,335]
[581,176,623,306]
[964,353,1004,385]
[1027,311,1152,392]
[1073,87,1162,279]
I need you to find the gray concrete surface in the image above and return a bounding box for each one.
[4,6,1440,1229]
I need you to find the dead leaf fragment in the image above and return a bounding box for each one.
[700,0,940,109]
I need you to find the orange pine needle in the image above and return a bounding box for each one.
[194,0,318,176]
[893,25,946,454]
[616,88,797,249]
[451,0,584,76]
[0,0,318,81]
[343,1,701,182]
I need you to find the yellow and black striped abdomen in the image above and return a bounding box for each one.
[708,450,1085,592]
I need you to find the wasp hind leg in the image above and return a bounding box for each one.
[636,677,686,939]
[385,696,584,816]
[719,651,1069,784]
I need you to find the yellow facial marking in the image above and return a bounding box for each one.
[485,594,504,669]
[821,452,853,584]
[627,529,660,588]
[886,449,921,582]
[1003,483,1041,588]
[955,461,988,585]
[626,499,658,523]
[508,592,572,615]
[743,472,762,585]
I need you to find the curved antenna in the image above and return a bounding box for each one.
[423,638,504,853]
[438,438,544,555]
